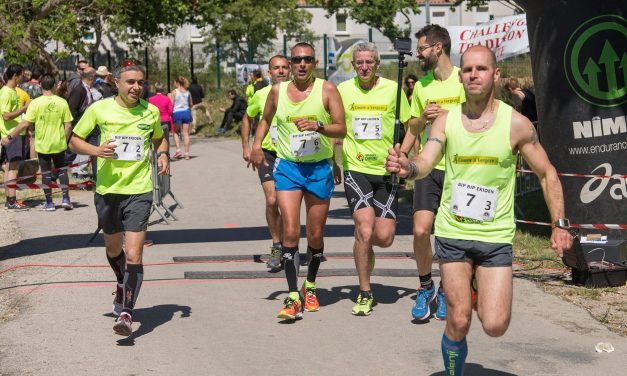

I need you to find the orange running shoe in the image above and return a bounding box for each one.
[302,283,320,312]
[277,296,303,320]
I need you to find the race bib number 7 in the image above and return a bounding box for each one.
[112,134,144,161]
[450,180,498,221]
[290,131,321,157]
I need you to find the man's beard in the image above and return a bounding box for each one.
[420,53,436,71]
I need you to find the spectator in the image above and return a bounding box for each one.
[92,66,116,100]
[67,66,97,178]
[148,83,173,142]
[20,67,43,99]
[217,89,247,134]
[67,59,89,93]
[188,75,206,134]
[169,76,193,159]
[505,77,538,125]
[404,74,418,104]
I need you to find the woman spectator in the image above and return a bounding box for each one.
[169,76,193,159]
[404,74,418,104]
[148,84,173,143]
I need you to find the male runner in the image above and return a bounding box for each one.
[241,55,289,271]
[400,24,466,320]
[70,64,170,336]
[337,42,410,316]
[250,42,346,320]
[386,45,573,375]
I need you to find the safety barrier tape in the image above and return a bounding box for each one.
[5,181,95,190]
[517,168,626,179]
[516,219,627,230]
[1,159,92,187]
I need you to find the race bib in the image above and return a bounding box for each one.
[112,134,144,162]
[290,131,321,157]
[352,116,383,140]
[450,180,498,221]
[270,124,278,145]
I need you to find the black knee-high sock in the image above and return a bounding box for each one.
[122,264,144,314]
[106,251,125,284]
[306,246,324,283]
[281,247,299,292]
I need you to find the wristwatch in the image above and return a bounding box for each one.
[552,218,570,229]
[156,151,170,158]
[315,121,325,132]
[7,134,13,141]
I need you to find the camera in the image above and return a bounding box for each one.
[394,37,413,55]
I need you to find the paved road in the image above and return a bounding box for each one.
[0,137,625,376]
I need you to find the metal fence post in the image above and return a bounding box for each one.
[190,42,194,78]
[368,28,373,42]
[323,34,328,80]
[216,42,221,90]
[166,47,171,92]
[144,47,149,79]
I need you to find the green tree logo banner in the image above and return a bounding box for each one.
[564,15,627,107]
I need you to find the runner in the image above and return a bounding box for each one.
[386,45,573,375]
[241,55,290,271]
[399,24,466,321]
[2,74,73,211]
[250,42,346,321]
[337,42,410,316]
[69,64,170,336]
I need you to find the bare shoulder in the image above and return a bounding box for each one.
[510,109,538,150]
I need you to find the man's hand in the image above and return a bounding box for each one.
[294,118,317,132]
[98,139,117,159]
[550,228,574,258]
[386,143,410,178]
[422,102,446,123]
[333,162,342,185]
[219,107,226,113]
[242,145,251,163]
[157,154,170,175]
[1,136,10,146]
[250,147,268,169]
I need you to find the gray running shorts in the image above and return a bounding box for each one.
[94,192,153,234]
[435,236,513,267]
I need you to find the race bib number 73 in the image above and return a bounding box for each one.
[450,180,498,222]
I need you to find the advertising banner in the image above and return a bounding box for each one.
[448,14,529,65]
[518,0,626,235]
[327,38,367,85]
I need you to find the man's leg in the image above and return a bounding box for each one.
[353,207,376,292]
[440,261,473,375]
[301,192,330,312]
[104,232,125,316]
[412,210,437,319]
[261,180,282,268]
[4,161,21,207]
[475,265,513,337]
[112,231,146,336]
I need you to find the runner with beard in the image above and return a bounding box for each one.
[399,25,466,321]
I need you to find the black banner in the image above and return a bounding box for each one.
[518,0,626,236]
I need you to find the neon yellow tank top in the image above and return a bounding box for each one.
[275,78,332,162]
[246,85,276,152]
[435,101,517,244]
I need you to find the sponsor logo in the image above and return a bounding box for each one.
[572,115,626,139]
[428,96,462,106]
[137,123,151,130]
[580,162,627,203]
[452,154,498,165]
[286,115,317,122]
[349,103,388,111]
[356,153,364,161]
[564,15,626,107]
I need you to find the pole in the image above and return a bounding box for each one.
[90,52,95,69]
[190,42,194,78]
[283,34,287,57]
[216,42,221,90]
[107,50,111,68]
[323,34,328,80]
[368,28,373,42]
[426,0,431,25]
[392,52,407,185]
[144,47,149,79]
[166,47,171,92]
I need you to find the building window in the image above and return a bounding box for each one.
[477,6,489,12]
[336,14,347,32]
[432,11,445,18]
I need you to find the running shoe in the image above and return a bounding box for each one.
[351,292,374,316]
[411,284,436,320]
[40,202,56,211]
[113,312,133,336]
[112,284,123,316]
[61,197,73,210]
[435,287,447,320]
[277,296,303,320]
[302,283,320,312]
[267,246,282,270]
[5,201,27,210]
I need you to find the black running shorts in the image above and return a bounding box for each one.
[343,170,398,219]
[257,149,276,184]
[413,168,444,213]
[435,236,513,267]
[94,192,153,234]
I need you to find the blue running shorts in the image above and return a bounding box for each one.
[172,109,192,125]
[273,158,334,200]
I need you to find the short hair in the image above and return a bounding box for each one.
[460,46,497,69]
[175,76,189,89]
[415,24,451,56]
[112,64,146,80]
[269,54,288,67]
[80,68,96,80]
[227,89,237,96]
[22,69,32,81]
[291,42,315,56]
[191,75,198,85]
[155,83,165,93]
[77,60,89,68]
[40,74,56,91]
[252,69,263,79]
[505,77,521,90]
[30,67,42,80]
[4,64,24,81]
[404,74,418,86]
[352,42,380,63]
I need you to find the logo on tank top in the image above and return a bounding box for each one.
[355,152,377,162]
[428,97,462,106]
[285,115,317,123]
[452,154,498,165]
[137,123,151,130]
[349,103,388,111]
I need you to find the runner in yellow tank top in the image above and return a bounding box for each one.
[240,55,290,271]
[337,42,411,316]
[386,46,573,376]
[250,42,346,321]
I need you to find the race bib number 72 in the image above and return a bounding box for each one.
[112,134,144,161]
[450,180,498,222]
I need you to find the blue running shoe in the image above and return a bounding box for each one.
[412,284,436,320]
[435,287,447,320]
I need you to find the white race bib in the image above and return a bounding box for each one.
[450,180,498,221]
[290,131,321,157]
[270,124,278,145]
[352,116,383,140]
[112,135,144,162]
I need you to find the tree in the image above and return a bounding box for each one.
[197,0,314,63]
[313,0,421,44]
[452,0,524,13]
[0,0,198,74]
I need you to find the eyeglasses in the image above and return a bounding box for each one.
[354,60,377,66]
[416,43,437,53]
[290,56,315,64]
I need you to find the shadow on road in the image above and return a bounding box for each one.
[110,304,192,346]
[264,283,414,307]
[430,363,518,375]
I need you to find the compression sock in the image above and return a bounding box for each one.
[419,273,434,290]
[7,197,16,205]
[106,251,126,284]
[441,333,468,376]
[281,247,299,293]
[306,246,324,282]
[122,264,144,315]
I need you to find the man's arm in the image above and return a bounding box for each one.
[513,111,572,256]
[240,114,253,162]
[250,85,278,167]
[317,81,346,138]
[1,119,32,145]
[69,134,115,158]
[64,122,72,141]
[152,134,170,175]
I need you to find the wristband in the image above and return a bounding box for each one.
[156,151,170,158]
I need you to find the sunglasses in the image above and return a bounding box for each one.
[290,56,315,64]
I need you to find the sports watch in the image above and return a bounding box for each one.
[552,218,570,229]
[315,121,325,132]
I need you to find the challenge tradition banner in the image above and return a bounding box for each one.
[448,14,529,65]
[517,0,626,235]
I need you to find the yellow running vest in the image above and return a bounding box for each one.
[435,101,517,244]
[274,78,332,162]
